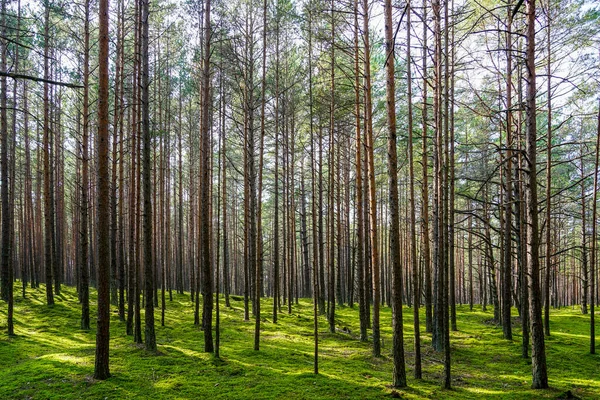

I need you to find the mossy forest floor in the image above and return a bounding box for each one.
[0,284,599,399]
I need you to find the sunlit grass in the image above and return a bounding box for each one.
[0,283,598,399]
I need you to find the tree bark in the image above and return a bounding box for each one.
[42,0,54,306]
[406,0,422,379]
[200,0,214,353]
[525,0,548,389]
[384,0,406,387]
[141,0,156,352]
[94,0,111,380]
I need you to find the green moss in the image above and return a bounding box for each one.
[0,284,598,399]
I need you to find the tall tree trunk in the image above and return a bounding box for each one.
[307,0,319,373]
[116,0,126,322]
[327,0,336,334]
[502,1,514,340]
[110,0,124,309]
[543,1,552,337]
[384,0,406,387]
[432,0,443,353]
[94,0,111,380]
[254,0,268,351]
[406,0,422,379]
[0,0,13,334]
[590,102,599,355]
[42,0,54,306]
[141,0,156,352]
[353,0,367,342]
[200,0,214,353]
[421,0,432,333]
[273,14,280,321]
[363,0,380,357]
[516,58,530,358]
[525,0,548,389]
[80,0,91,331]
[442,0,452,388]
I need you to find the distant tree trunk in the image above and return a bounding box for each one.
[590,103,599,355]
[94,0,111,380]
[300,165,310,298]
[24,82,35,295]
[318,130,325,316]
[384,0,406,386]
[468,208,473,311]
[524,0,548,389]
[581,149,589,316]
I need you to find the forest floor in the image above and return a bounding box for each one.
[0,284,599,399]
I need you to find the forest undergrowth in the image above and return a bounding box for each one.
[0,284,598,399]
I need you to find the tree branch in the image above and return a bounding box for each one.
[0,71,83,89]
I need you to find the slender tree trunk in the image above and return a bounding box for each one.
[543,1,553,337]
[307,1,318,373]
[525,0,548,388]
[141,0,156,352]
[327,0,336,334]
[273,15,280,321]
[117,0,126,322]
[200,0,214,353]
[80,0,91,331]
[384,0,406,387]
[94,0,111,380]
[42,0,54,306]
[406,0,422,378]
[432,0,443,353]
[254,0,268,351]
[502,1,514,340]
[590,102,599,354]
[363,0,380,356]
[421,0,432,333]
[448,4,457,333]
[353,0,367,342]
[0,0,13,332]
[110,0,124,310]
